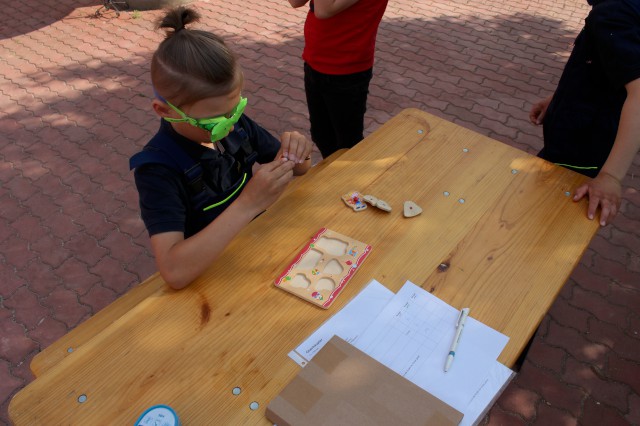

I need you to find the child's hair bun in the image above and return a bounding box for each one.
[151,5,239,106]
[157,6,200,35]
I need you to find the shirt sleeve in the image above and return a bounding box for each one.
[134,164,188,236]
[589,0,640,86]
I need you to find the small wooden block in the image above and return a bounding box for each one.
[363,194,378,205]
[341,190,367,211]
[403,200,422,217]
[375,199,392,212]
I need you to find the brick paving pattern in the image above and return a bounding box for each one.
[1,0,639,424]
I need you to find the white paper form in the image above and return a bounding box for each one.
[463,362,514,426]
[354,281,512,425]
[288,279,394,367]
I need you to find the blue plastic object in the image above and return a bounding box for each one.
[134,404,180,426]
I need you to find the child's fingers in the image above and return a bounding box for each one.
[280,132,291,160]
[275,167,294,186]
[281,132,301,162]
[270,158,296,178]
[293,134,312,163]
[587,194,603,222]
[536,108,546,125]
[299,138,312,163]
[598,201,617,226]
[572,184,588,202]
[264,161,294,190]
[260,156,293,172]
[280,131,311,163]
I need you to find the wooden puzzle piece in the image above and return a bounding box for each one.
[363,193,392,212]
[403,200,423,217]
[345,191,391,213]
[375,199,392,212]
[341,190,367,211]
[275,228,372,309]
[363,194,378,205]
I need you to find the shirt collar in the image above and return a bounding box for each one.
[160,119,220,160]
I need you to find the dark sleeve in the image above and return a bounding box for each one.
[238,115,281,163]
[134,164,187,236]
[589,0,640,86]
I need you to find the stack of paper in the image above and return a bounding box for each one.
[288,280,514,426]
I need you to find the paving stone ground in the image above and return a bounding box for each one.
[1,0,639,424]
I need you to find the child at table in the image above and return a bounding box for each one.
[130,6,313,289]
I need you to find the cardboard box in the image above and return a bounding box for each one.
[267,336,463,425]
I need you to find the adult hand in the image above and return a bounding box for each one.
[573,172,622,226]
[529,95,553,125]
[240,158,296,213]
[280,131,313,164]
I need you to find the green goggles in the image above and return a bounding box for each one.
[163,97,248,143]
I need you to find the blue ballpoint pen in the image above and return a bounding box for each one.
[444,307,470,372]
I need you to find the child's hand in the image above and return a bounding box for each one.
[280,131,313,164]
[529,95,553,125]
[240,158,296,212]
[573,172,622,226]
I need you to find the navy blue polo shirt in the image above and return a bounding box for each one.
[133,115,280,238]
[541,0,640,176]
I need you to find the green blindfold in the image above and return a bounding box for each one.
[162,97,248,143]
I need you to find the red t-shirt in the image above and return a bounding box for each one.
[303,0,389,75]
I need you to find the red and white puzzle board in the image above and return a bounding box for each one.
[275,228,372,308]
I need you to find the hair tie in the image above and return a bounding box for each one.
[175,25,186,33]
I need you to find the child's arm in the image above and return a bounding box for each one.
[573,77,640,225]
[312,0,360,19]
[150,158,296,289]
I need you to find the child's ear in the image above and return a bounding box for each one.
[152,99,172,118]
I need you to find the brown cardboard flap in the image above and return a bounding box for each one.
[266,336,463,426]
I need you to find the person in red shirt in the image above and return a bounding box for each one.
[288,0,389,158]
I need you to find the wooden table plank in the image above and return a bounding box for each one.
[9,109,599,425]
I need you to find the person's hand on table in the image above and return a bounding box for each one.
[573,171,622,226]
[571,79,640,227]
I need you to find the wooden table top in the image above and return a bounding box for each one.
[9,109,600,425]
